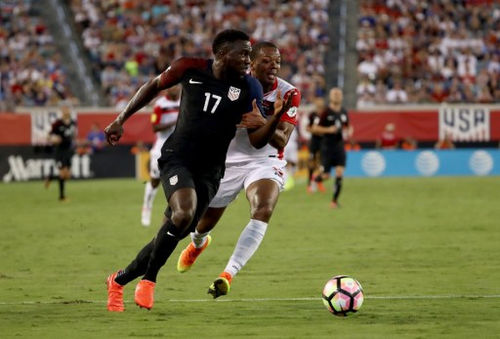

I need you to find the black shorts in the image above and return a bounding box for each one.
[321,147,346,173]
[159,153,223,236]
[55,149,73,168]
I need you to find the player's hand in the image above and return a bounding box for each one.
[274,89,295,118]
[104,120,124,146]
[237,99,267,129]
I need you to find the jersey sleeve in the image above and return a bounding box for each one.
[158,57,208,89]
[245,76,264,115]
[280,88,301,126]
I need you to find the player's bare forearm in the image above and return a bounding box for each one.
[116,77,163,125]
[311,125,337,135]
[248,112,283,149]
[269,121,294,149]
[105,76,164,145]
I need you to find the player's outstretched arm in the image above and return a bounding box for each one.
[104,76,165,145]
[104,58,188,145]
[247,91,295,149]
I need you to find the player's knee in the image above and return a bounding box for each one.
[251,204,274,222]
[171,208,196,230]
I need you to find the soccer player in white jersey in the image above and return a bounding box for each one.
[141,85,180,226]
[176,41,301,298]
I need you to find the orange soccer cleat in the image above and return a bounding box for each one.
[177,235,212,273]
[106,271,124,312]
[317,181,326,193]
[134,279,156,310]
[207,271,233,299]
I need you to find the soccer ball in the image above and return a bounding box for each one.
[322,275,364,316]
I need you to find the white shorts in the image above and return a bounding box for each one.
[209,157,287,208]
[149,148,161,179]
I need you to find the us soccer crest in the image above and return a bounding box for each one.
[169,175,178,185]
[228,86,241,101]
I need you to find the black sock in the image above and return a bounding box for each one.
[46,172,55,182]
[315,174,323,183]
[58,178,65,199]
[115,240,155,286]
[333,176,343,202]
[142,219,181,282]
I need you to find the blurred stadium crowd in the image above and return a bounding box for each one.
[0,0,498,110]
[0,1,77,110]
[71,0,329,108]
[357,0,499,106]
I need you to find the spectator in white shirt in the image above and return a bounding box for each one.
[386,80,408,103]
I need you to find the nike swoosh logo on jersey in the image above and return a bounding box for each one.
[189,79,203,84]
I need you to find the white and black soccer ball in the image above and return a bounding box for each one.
[322,275,364,316]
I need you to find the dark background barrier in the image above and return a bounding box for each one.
[1,146,135,182]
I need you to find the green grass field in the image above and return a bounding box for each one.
[1,176,500,338]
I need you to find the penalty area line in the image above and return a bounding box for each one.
[1,294,500,306]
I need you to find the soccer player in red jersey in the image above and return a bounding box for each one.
[306,97,326,193]
[176,42,301,298]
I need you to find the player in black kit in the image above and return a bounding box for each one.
[306,97,326,193]
[45,105,76,201]
[311,88,352,208]
[104,29,292,312]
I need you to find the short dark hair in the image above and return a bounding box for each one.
[212,29,250,55]
[250,41,279,61]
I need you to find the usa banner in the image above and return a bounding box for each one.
[30,108,77,145]
[439,106,490,142]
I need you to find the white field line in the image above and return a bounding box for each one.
[1,294,500,306]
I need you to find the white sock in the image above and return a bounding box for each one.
[224,219,268,278]
[191,229,210,248]
[142,182,158,209]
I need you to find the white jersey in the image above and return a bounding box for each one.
[150,95,180,155]
[225,77,300,165]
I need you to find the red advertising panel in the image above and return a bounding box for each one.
[349,111,438,142]
[77,113,155,144]
[1,107,499,146]
[0,114,31,145]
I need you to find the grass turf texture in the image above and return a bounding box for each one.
[1,177,499,338]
